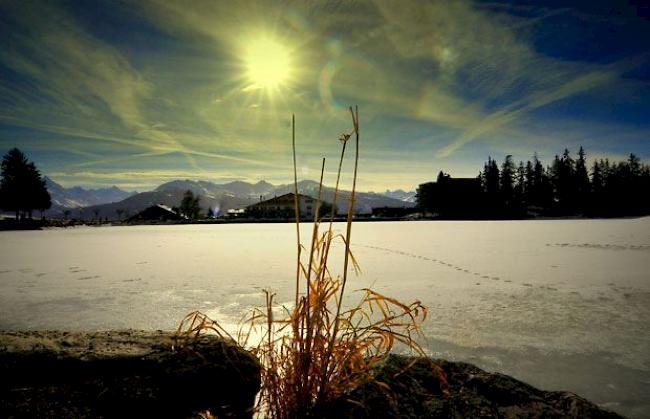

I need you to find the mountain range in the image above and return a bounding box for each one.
[46,178,415,220]
[45,177,135,210]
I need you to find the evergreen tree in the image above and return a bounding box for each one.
[602,158,613,211]
[624,154,644,214]
[179,190,201,219]
[524,160,534,201]
[591,160,603,191]
[318,201,338,220]
[500,155,516,206]
[641,165,650,213]
[479,157,501,211]
[575,147,590,210]
[549,154,561,204]
[0,148,51,220]
[482,157,500,199]
[415,182,435,214]
[549,149,577,211]
[530,153,549,207]
[515,161,526,205]
[601,158,611,189]
[628,153,641,177]
[591,160,604,211]
[561,148,577,207]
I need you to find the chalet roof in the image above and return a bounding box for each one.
[128,204,182,221]
[247,192,314,208]
[155,204,177,213]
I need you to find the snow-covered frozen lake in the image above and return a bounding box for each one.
[1,219,649,417]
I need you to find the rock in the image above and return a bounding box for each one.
[311,354,624,418]
[0,332,626,418]
[0,330,260,418]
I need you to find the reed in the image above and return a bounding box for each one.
[177,107,446,418]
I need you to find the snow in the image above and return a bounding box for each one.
[1,218,649,417]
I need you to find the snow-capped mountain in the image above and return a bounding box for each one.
[45,177,135,208]
[382,189,417,203]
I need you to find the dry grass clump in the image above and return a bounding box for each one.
[177,107,447,418]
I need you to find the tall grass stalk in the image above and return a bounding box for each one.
[292,114,301,311]
[177,107,446,418]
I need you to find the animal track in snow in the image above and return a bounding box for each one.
[547,242,650,251]
[357,243,509,285]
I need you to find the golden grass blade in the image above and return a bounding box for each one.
[292,114,301,310]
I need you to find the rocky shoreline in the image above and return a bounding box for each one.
[313,354,624,418]
[0,331,624,418]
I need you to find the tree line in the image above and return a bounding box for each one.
[0,148,51,221]
[418,147,650,217]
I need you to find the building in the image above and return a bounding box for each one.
[226,208,246,218]
[246,193,316,218]
[417,175,482,218]
[128,204,183,222]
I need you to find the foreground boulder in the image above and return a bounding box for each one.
[312,354,624,418]
[0,331,625,419]
[0,330,260,418]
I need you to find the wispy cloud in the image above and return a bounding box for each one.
[0,1,285,173]
[0,0,647,191]
[436,68,619,158]
[0,3,151,131]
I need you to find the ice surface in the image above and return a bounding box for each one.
[1,218,649,417]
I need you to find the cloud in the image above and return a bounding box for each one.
[0,2,194,169]
[0,3,151,132]
[365,1,645,158]
[1,0,647,192]
[48,169,239,181]
[46,166,300,191]
[436,68,619,158]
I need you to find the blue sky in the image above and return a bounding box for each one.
[1,0,648,191]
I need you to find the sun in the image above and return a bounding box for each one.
[244,38,292,90]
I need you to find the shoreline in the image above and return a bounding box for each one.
[0,330,625,418]
[2,214,649,231]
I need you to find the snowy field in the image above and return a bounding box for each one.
[1,218,649,417]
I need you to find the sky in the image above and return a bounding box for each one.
[0,0,649,192]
